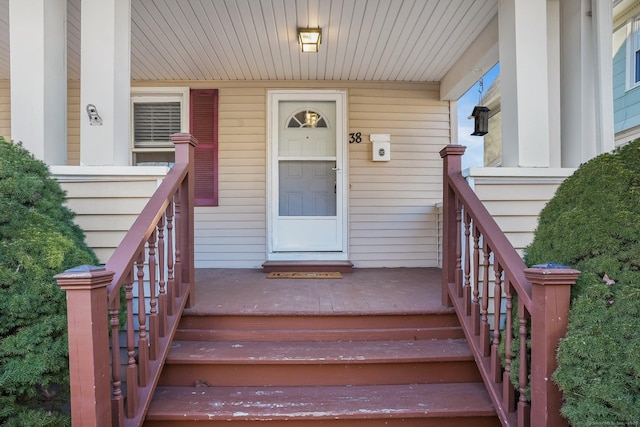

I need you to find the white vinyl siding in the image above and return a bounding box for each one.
[52,168,169,263]
[348,84,448,268]
[130,80,449,269]
[465,169,573,255]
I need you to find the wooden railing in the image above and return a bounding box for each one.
[55,133,197,427]
[440,145,579,427]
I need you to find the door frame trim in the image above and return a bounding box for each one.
[266,90,349,261]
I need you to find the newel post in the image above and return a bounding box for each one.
[55,265,114,427]
[524,265,580,427]
[439,145,466,306]
[171,133,197,307]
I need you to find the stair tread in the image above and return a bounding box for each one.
[174,325,465,342]
[167,338,473,364]
[147,383,496,421]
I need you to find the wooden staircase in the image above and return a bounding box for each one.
[144,302,500,425]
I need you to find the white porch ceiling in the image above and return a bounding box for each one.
[0,0,498,82]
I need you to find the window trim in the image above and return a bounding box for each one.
[130,87,190,164]
[626,17,640,91]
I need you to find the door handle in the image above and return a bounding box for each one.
[332,167,340,171]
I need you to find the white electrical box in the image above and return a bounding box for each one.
[370,134,391,161]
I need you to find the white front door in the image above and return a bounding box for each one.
[268,91,347,258]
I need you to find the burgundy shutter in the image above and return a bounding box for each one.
[190,89,218,207]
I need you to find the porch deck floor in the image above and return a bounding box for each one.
[187,267,450,316]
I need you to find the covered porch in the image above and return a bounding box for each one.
[188,267,444,315]
[54,140,581,426]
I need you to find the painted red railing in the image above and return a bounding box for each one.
[55,133,197,427]
[440,145,579,427]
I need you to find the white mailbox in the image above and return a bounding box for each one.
[370,134,391,162]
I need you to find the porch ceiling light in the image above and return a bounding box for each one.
[297,28,322,53]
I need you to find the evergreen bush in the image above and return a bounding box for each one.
[522,140,640,425]
[0,138,99,426]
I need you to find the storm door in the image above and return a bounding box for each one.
[268,91,347,256]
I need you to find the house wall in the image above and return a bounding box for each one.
[51,166,168,264]
[465,168,573,255]
[1,79,450,268]
[130,81,449,269]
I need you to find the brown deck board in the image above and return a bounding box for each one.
[147,383,496,421]
[167,339,473,364]
[188,268,449,316]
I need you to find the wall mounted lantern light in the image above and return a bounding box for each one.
[297,28,322,53]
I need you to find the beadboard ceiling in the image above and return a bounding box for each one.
[0,0,498,82]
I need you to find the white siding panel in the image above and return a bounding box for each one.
[57,176,162,264]
[193,85,268,268]
[466,170,572,255]
[82,80,450,269]
[348,86,448,268]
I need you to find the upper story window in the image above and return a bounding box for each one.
[627,17,640,90]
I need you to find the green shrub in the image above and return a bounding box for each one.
[0,138,99,426]
[523,140,640,425]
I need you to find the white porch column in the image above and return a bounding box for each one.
[547,0,562,168]
[560,0,614,167]
[591,0,615,157]
[80,0,131,166]
[498,0,551,167]
[9,0,67,165]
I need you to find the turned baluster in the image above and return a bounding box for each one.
[148,229,159,360]
[518,310,531,427]
[455,197,463,298]
[136,251,149,387]
[174,190,183,298]
[471,227,481,335]
[463,211,472,315]
[480,244,491,356]
[109,293,124,426]
[125,271,138,418]
[491,263,504,383]
[166,201,175,316]
[503,282,516,411]
[157,215,167,335]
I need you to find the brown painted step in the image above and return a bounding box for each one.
[144,383,500,426]
[158,339,481,387]
[262,260,354,273]
[176,313,463,342]
[174,325,465,342]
